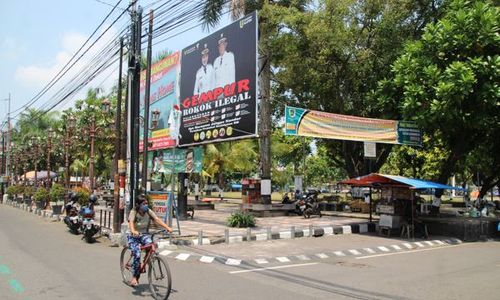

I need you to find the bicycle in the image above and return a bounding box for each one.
[120,229,172,300]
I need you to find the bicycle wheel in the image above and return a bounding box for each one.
[148,255,172,300]
[120,247,134,286]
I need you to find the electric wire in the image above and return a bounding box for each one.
[10,0,127,115]
[14,0,233,125]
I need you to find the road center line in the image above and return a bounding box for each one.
[229,262,319,274]
[356,244,465,260]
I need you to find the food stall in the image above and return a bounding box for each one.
[340,173,466,237]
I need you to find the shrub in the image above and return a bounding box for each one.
[49,184,65,202]
[226,211,256,228]
[34,188,50,203]
[73,187,90,205]
[23,186,35,197]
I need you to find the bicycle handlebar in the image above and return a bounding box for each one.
[150,229,173,240]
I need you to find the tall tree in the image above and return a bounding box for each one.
[269,0,443,178]
[373,0,499,187]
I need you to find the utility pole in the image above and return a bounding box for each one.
[125,0,142,226]
[113,37,124,233]
[141,9,154,191]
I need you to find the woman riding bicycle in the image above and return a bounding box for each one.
[128,194,173,287]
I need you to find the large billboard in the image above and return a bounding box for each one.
[139,52,181,151]
[285,106,422,146]
[178,11,258,147]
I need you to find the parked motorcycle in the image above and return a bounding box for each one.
[80,195,100,243]
[302,192,322,218]
[282,193,304,216]
[64,194,81,234]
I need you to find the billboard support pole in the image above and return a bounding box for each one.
[142,9,154,191]
[259,24,272,205]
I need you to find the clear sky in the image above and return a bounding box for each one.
[0,0,230,126]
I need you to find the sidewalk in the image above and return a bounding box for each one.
[3,200,376,246]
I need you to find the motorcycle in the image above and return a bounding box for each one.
[302,192,322,219]
[64,201,82,234]
[80,195,100,243]
[282,193,304,216]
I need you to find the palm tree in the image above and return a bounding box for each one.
[203,140,258,188]
[71,157,90,183]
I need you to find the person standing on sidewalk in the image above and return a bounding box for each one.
[127,194,172,287]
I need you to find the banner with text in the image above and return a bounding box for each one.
[139,52,181,151]
[285,106,421,146]
[178,12,258,146]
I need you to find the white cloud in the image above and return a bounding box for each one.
[14,27,119,107]
[0,37,25,61]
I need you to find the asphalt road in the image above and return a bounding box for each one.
[1,204,499,300]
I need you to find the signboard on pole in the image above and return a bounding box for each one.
[364,142,376,158]
[285,106,422,146]
[139,52,181,151]
[397,121,422,147]
[178,12,258,146]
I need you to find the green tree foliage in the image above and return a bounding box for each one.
[305,145,346,187]
[380,135,450,180]
[374,0,499,188]
[203,140,258,187]
[267,0,443,178]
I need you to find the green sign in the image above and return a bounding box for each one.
[397,121,422,147]
[148,147,203,176]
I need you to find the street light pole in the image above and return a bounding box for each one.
[65,116,75,201]
[31,137,39,187]
[89,116,96,193]
[47,129,53,188]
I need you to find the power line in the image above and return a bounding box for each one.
[10,0,127,115]
[13,1,233,125]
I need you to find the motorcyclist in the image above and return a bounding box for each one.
[127,194,173,287]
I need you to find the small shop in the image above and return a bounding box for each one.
[339,173,500,240]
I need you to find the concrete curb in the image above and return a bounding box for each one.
[179,222,377,246]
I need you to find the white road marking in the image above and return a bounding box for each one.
[391,245,402,250]
[254,258,269,264]
[316,253,329,259]
[225,258,242,266]
[159,250,172,256]
[229,263,319,274]
[175,253,190,261]
[356,244,466,260]
[363,248,376,254]
[276,256,291,263]
[403,243,413,249]
[200,256,215,263]
[348,249,362,255]
[333,251,346,256]
[415,242,425,248]
[424,241,434,246]
[433,240,445,245]
[296,255,311,261]
[378,246,390,252]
